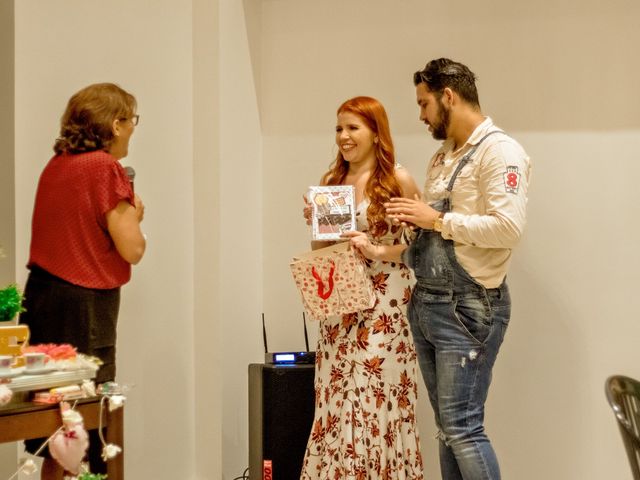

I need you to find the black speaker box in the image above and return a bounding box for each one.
[248,363,315,480]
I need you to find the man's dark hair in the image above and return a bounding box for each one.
[413,58,480,107]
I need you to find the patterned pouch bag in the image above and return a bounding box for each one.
[290,242,376,321]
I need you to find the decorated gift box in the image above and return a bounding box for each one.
[309,185,356,240]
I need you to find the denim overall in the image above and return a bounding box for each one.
[405,132,510,480]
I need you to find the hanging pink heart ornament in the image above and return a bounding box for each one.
[49,406,89,474]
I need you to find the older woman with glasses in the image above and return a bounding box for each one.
[20,82,146,479]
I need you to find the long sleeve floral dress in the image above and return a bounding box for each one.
[300,200,424,480]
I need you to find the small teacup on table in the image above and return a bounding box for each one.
[0,355,13,376]
[24,352,50,372]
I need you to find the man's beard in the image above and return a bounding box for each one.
[431,100,450,141]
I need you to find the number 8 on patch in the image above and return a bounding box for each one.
[503,166,521,194]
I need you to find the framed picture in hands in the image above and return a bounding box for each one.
[308,185,356,241]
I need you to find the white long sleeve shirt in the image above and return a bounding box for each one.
[423,117,531,288]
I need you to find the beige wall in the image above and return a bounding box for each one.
[257,1,640,480]
[10,1,251,478]
[256,0,640,135]
[0,0,14,285]
[13,0,203,478]
[6,1,640,479]
[0,1,15,476]
[193,0,222,477]
[218,0,264,477]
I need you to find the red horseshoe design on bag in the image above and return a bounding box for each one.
[311,263,336,300]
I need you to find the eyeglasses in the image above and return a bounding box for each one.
[120,114,140,126]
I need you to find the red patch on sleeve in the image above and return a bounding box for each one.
[503,166,521,194]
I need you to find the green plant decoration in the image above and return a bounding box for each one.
[0,284,25,322]
[78,473,108,480]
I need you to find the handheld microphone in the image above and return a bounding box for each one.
[124,166,136,192]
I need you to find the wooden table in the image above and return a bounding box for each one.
[0,396,123,478]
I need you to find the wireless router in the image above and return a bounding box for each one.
[262,313,316,365]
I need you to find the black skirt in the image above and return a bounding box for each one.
[20,265,120,383]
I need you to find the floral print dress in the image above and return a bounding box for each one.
[300,201,424,480]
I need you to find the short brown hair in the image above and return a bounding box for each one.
[53,83,137,155]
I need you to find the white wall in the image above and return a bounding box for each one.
[491,130,640,479]
[193,0,222,477]
[8,1,640,479]
[218,1,264,478]
[14,1,199,478]
[10,1,263,478]
[256,1,640,479]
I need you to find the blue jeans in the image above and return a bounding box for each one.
[404,229,511,480]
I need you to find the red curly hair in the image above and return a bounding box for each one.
[322,96,402,238]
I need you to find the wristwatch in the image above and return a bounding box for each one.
[433,214,444,232]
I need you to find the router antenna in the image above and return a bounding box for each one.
[262,313,269,354]
[303,312,310,352]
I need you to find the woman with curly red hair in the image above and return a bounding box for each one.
[301,96,424,479]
